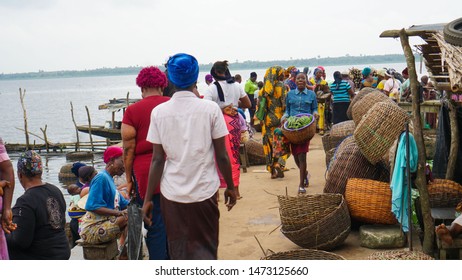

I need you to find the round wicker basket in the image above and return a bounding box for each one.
[345,178,398,224]
[321,132,346,152]
[351,90,391,125]
[262,249,345,260]
[245,138,266,166]
[58,163,77,184]
[428,179,462,208]
[354,102,409,164]
[282,113,316,144]
[346,87,379,120]
[278,193,351,251]
[323,137,390,195]
[330,120,355,138]
[368,250,434,260]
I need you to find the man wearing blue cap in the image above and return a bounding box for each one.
[142,53,237,260]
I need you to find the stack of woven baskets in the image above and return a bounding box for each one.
[278,193,351,251]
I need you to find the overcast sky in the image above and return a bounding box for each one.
[1,0,460,74]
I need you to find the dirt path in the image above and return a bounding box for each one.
[216,132,422,260]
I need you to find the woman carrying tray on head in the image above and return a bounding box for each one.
[282,72,319,194]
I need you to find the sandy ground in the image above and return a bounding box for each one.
[215,132,422,260]
[71,132,422,260]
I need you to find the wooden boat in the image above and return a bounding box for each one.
[77,97,140,140]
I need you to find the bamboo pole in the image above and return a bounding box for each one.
[70,102,80,152]
[399,28,434,255]
[85,105,94,152]
[19,88,30,150]
[40,125,49,153]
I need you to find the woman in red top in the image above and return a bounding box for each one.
[121,66,170,259]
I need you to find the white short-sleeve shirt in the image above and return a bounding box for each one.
[203,80,246,108]
[146,91,229,203]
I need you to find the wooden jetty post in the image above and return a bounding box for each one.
[70,102,81,152]
[85,105,94,151]
[19,88,30,150]
[40,125,49,153]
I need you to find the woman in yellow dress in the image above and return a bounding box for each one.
[258,66,290,179]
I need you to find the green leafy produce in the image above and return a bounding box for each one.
[286,115,313,129]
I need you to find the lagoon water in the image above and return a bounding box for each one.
[0,62,425,205]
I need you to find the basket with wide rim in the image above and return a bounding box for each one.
[351,90,392,125]
[324,137,390,195]
[245,139,266,166]
[282,113,316,144]
[346,87,379,120]
[345,178,398,224]
[354,101,409,164]
[330,120,355,138]
[428,179,462,208]
[368,250,434,260]
[262,249,345,260]
[278,193,351,251]
[321,132,347,152]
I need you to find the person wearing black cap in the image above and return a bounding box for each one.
[244,72,258,121]
[143,53,237,260]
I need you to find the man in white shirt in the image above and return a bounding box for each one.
[142,53,237,260]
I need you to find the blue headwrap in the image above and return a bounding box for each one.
[167,53,199,89]
[362,67,371,77]
[71,162,86,177]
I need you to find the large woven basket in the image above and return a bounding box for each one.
[325,148,336,167]
[345,178,398,224]
[321,132,347,152]
[351,90,392,125]
[428,179,462,208]
[354,102,409,164]
[346,87,379,120]
[330,120,355,138]
[282,113,316,144]
[262,249,345,260]
[324,137,390,195]
[368,250,434,260]
[245,138,266,166]
[279,193,351,251]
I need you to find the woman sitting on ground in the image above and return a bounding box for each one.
[79,146,129,246]
[6,151,70,260]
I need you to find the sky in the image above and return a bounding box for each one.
[0,0,461,74]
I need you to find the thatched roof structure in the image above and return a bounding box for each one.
[380,23,462,93]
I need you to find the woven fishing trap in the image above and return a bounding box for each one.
[345,178,398,225]
[324,137,390,195]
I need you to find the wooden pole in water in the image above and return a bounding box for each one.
[40,125,49,153]
[85,105,94,152]
[399,28,434,255]
[19,88,30,150]
[70,102,80,152]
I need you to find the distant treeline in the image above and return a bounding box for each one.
[1,54,408,80]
